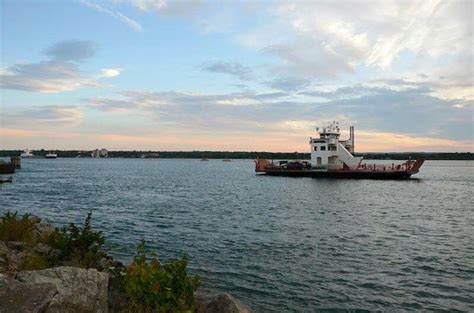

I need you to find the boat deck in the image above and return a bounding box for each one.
[255,159,424,180]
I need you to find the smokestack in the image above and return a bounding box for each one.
[350,126,355,153]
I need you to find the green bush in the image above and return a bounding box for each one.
[124,240,201,313]
[0,211,38,243]
[47,211,106,268]
[22,254,50,270]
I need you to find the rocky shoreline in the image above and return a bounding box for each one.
[0,214,251,313]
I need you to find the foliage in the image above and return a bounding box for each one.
[47,211,106,268]
[22,254,50,270]
[0,211,39,243]
[1,149,473,160]
[124,240,201,313]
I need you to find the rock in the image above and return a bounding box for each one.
[0,241,7,254]
[5,251,21,272]
[0,242,8,272]
[49,249,61,260]
[29,215,42,224]
[35,223,56,238]
[0,273,6,285]
[6,241,27,251]
[0,275,57,313]
[199,293,252,313]
[99,256,124,272]
[33,243,51,255]
[16,266,108,313]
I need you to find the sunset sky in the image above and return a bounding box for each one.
[1,0,473,152]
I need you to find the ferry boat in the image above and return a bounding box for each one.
[255,122,424,180]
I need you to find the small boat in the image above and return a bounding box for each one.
[223,159,232,162]
[45,151,57,159]
[0,177,13,183]
[20,149,35,158]
[200,158,209,161]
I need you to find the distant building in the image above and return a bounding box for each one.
[91,149,108,158]
[100,149,108,158]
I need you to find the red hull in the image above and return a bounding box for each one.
[255,159,424,180]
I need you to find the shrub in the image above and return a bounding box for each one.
[22,254,50,270]
[47,211,106,268]
[124,240,201,313]
[0,211,39,243]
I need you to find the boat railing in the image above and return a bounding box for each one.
[328,160,424,172]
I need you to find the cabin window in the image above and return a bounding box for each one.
[314,146,318,151]
[321,146,326,151]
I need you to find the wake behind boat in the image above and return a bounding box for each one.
[255,122,424,180]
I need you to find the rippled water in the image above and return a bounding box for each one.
[1,159,473,311]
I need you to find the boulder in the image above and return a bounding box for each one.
[0,242,8,272]
[29,215,41,224]
[33,243,52,255]
[35,223,56,238]
[6,241,27,251]
[16,266,108,313]
[0,277,57,313]
[0,241,7,254]
[4,250,21,272]
[199,293,252,313]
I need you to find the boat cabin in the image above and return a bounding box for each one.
[309,122,362,169]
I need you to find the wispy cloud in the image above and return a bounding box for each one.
[200,61,252,80]
[43,39,98,62]
[2,105,85,126]
[129,0,205,17]
[0,40,120,93]
[80,0,143,32]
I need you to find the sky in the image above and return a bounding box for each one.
[0,0,473,152]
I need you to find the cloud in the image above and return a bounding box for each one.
[200,61,252,80]
[0,41,120,93]
[82,79,473,146]
[265,77,311,92]
[80,0,143,32]
[355,130,473,152]
[234,0,472,87]
[130,0,206,17]
[43,39,98,62]
[2,105,84,126]
[100,68,121,78]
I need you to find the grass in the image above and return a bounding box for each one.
[0,211,39,243]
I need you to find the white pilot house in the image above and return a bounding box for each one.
[310,122,362,169]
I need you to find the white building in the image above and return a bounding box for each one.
[91,149,108,158]
[309,122,362,168]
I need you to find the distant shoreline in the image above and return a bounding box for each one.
[1,150,473,160]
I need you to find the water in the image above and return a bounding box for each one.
[1,159,473,312]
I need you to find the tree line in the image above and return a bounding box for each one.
[0,150,472,160]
